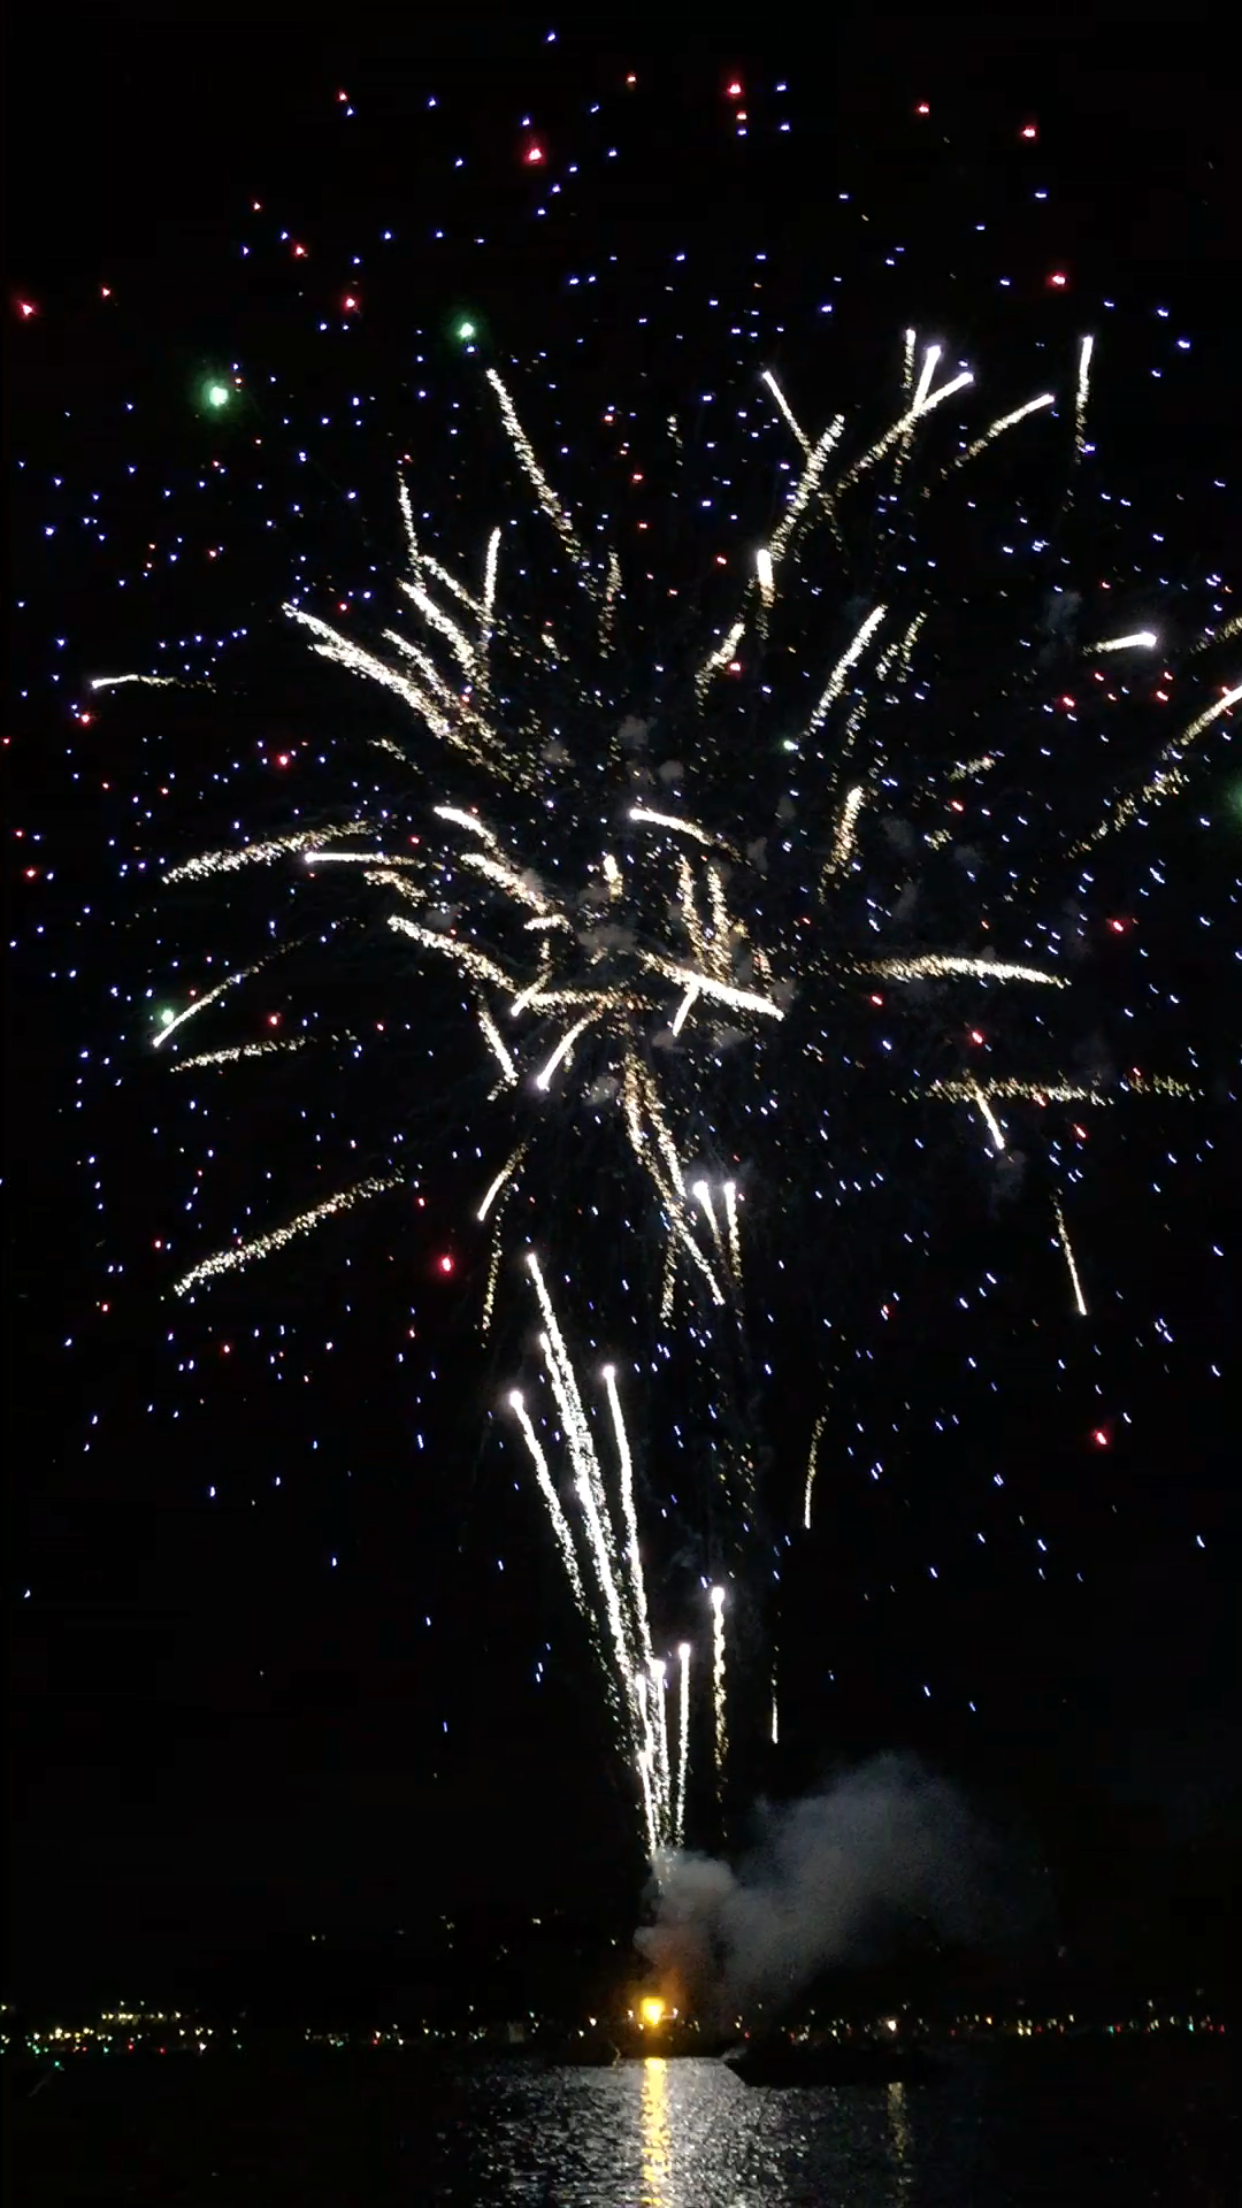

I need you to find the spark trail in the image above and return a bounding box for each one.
[147,334,1236,1856]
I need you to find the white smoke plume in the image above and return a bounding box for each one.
[637,1753,1005,2024]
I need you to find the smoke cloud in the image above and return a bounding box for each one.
[637,1753,1008,2024]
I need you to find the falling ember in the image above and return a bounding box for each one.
[674,1643,691,1847]
[710,1585,728,1788]
[1053,1196,1088,1318]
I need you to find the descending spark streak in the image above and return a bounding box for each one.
[482,526,501,632]
[722,1181,742,1283]
[928,1078,1111,1105]
[476,1000,518,1087]
[396,470,420,574]
[670,981,700,1036]
[1053,1196,1088,1317]
[824,784,865,877]
[507,1390,591,1621]
[601,547,622,651]
[950,392,1056,472]
[388,914,514,991]
[641,956,784,1020]
[755,546,775,608]
[152,946,290,1048]
[459,849,550,913]
[710,1586,728,1787]
[485,368,589,571]
[481,1215,505,1335]
[534,1010,604,1091]
[90,672,191,690]
[628,806,723,850]
[691,1180,723,1257]
[970,1081,1007,1153]
[285,604,502,773]
[525,1262,629,1653]
[913,343,941,412]
[803,1411,827,1531]
[767,413,845,564]
[761,368,812,455]
[1075,334,1094,457]
[477,1142,528,1223]
[171,1040,308,1071]
[806,605,887,734]
[166,822,369,883]
[172,1174,402,1296]
[303,850,421,869]
[696,618,745,696]
[397,577,476,671]
[433,805,503,849]
[651,1659,671,1830]
[674,1643,691,1845]
[1071,681,1242,850]
[603,1363,653,1670]
[872,954,1067,986]
[1090,631,1159,653]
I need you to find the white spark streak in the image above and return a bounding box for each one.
[1090,631,1159,654]
[803,1411,827,1531]
[872,954,1067,987]
[433,805,503,849]
[534,1010,604,1091]
[486,368,589,570]
[507,1390,590,1619]
[710,1585,728,1785]
[760,368,812,455]
[674,1643,691,1846]
[1053,1196,1089,1317]
[166,822,369,883]
[806,605,887,734]
[971,1082,1008,1153]
[172,1174,402,1296]
[628,806,722,850]
[477,1142,528,1223]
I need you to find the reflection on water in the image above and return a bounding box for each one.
[463,2043,1235,2207]
[887,2078,915,2204]
[640,2058,671,2207]
[469,2054,948,2206]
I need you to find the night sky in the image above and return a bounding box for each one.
[5,9,1240,2006]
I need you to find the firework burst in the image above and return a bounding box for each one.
[151,339,1236,1852]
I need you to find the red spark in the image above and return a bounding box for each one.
[1091,1428,1110,1448]
[1048,270,1069,289]
[16,299,38,319]
[524,142,545,164]
[1020,123,1038,140]
[915,101,930,116]
[726,80,744,99]
[969,1029,985,1047]
[437,1253,455,1275]
[342,294,359,313]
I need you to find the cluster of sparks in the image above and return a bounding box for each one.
[143,337,1235,1854]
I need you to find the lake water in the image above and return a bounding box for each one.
[454,2049,1235,2206]
[9,2043,1237,2203]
